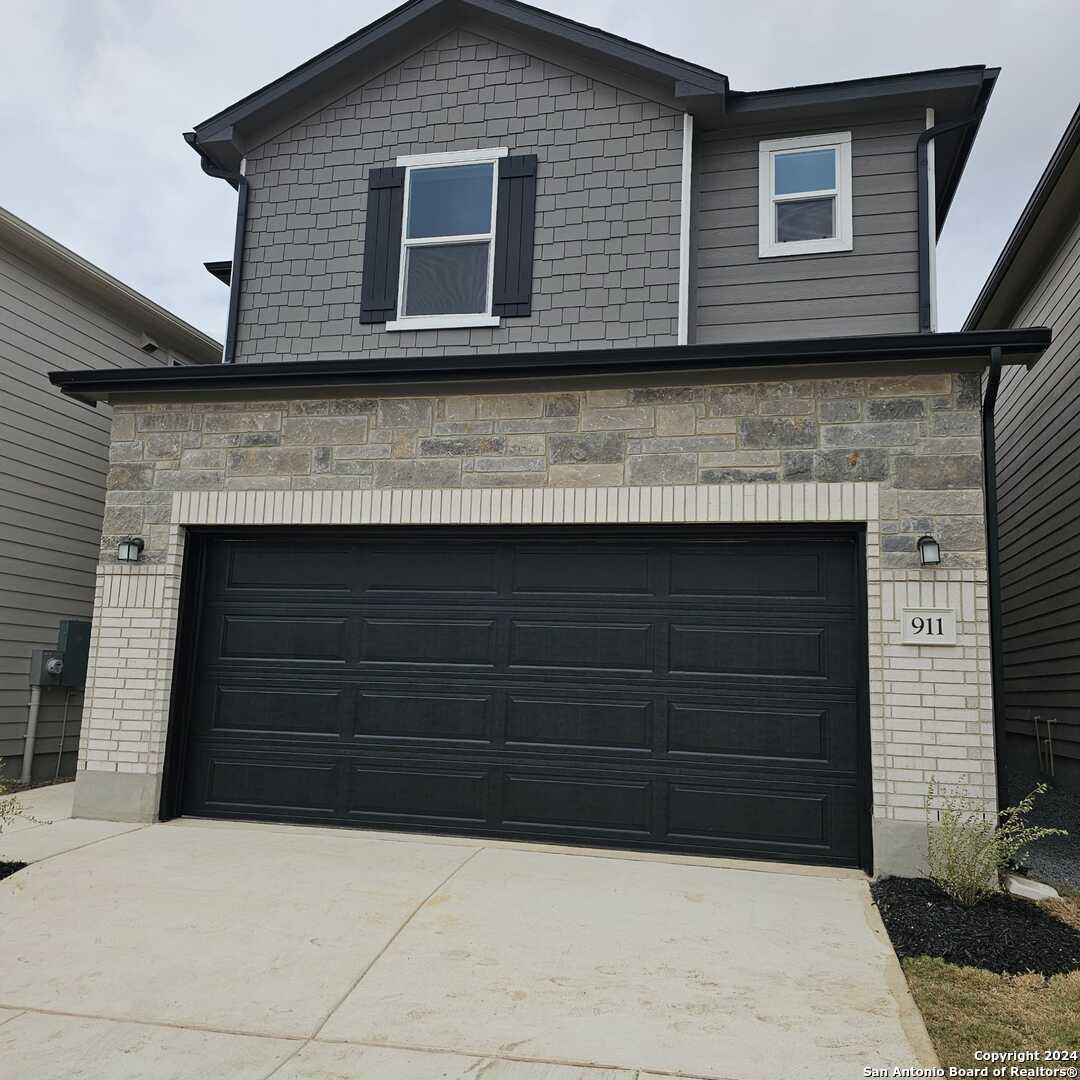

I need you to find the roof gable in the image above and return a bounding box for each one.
[189,0,727,176]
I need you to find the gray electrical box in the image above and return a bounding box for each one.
[28,620,92,689]
[56,619,91,687]
[29,648,63,687]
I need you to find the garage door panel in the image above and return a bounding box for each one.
[221,543,354,593]
[207,683,346,738]
[502,773,653,834]
[354,689,494,742]
[509,620,654,672]
[510,545,655,596]
[670,546,824,599]
[218,614,349,663]
[202,758,339,817]
[667,779,860,857]
[359,617,497,666]
[176,526,868,868]
[506,693,654,751]
[669,624,826,679]
[667,700,859,770]
[348,765,489,823]
[361,545,501,595]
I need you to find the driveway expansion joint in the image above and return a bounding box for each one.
[310,844,486,1041]
[0,1004,308,1043]
[307,1033,744,1079]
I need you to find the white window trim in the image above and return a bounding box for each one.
[386,147,508,333]
[758,131,852,258]
[396,147,509,168]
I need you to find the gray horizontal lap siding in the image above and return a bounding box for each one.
[993,213,1080,773]
[234,28,683,363]
[692,112,924,343]
[0,244,178,779]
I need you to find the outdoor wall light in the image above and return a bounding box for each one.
[916,535,941,567]
[117,537,145,563]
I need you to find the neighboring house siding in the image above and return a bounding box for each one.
[692,112,923,342]
[235,28,683,362]
[0,244,186,781]
[995,213,1080,781]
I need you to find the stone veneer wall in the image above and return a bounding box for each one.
[236,28,683,362]
[84,369,994,871]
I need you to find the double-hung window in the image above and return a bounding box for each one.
[758,132,852,258]
[386,147,507,331]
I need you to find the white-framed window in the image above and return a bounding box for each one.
[385,147,507,331]
[758,132,852,258]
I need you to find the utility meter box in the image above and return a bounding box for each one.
[28,621,92,689]
[56,619,91,688]
[29,648,64,687]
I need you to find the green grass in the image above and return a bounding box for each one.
[903,956,1080,1068]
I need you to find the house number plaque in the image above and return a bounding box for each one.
[900,607,957,645]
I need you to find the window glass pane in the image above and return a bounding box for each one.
[776,197,835,242]
[407,163,493,238]
[774,149,836,195]
[404,242,489,315]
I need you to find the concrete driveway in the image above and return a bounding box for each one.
[1,784,934,1080]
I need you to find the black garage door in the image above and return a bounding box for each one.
[168,526,869,868]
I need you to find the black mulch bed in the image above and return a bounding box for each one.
[0,861,26,882]
[872,876,1080,977]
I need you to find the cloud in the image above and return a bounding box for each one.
[0,0,1076,338]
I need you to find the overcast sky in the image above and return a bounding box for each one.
[2,1,1077,343]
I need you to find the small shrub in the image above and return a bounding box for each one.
[925,780,1066,907]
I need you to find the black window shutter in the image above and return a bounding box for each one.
[492,154,538,317]
[359,166,405,323]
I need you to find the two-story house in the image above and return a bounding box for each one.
[50,0,1050,875]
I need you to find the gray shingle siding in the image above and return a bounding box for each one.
[235,29,683,362]
[692,111,923,342]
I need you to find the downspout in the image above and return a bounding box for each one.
[916,109,988,332]
[982,345,1009,811]
[183,132,246,364]
[222,171,248,365]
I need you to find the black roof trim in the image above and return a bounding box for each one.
[727,65,991,114]
[50,330,1050,404]
[204,260,232,286]
[191,0,727,172]
[965,101,1080,330]
[933,67,998,232]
